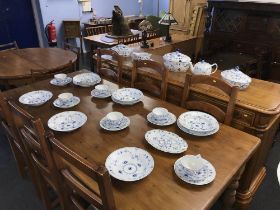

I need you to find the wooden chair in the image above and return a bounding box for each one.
[117,34,140,45]
[0,92,27,178]
[181,74,238,125]
[147,30,159,40]
[49,134,116,210]
[86,26,107,36]
[106,25,113,33]
[96,49,123,84]
[8,100,66,210]
[0,41,18,51]
[31,61,75,83]
[64,42,80,70]
[132,60,168,100]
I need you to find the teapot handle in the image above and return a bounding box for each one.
[211,63,218,74]
[189,62,194,72]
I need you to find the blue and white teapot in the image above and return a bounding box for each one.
[191,60,218,75]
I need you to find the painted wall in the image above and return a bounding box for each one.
[38,0,155,47]
[152,0,169,17]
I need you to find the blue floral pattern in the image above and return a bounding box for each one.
[105,147,154,181]
[147,112,176,126]
[19,90,53,106]
[100,116,130,131]
[221,67,252,90]
[50,77,72,86]
[73,73,101,87]
[145,129,188,154]
[112,88,143,105]
[163,51,192,72]
[53,96,80,109]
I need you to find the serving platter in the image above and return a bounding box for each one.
[145,129,188,154]
[48,111,87,132]
[19,90,53,106]
[105,147,154,181]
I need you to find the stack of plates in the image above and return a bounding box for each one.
[73,73,101,87]
[177,111,219,136]
[112,88,143,105]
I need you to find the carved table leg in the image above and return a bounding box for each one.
[221,165,246,210]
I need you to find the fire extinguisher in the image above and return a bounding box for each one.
[45,20,57,47]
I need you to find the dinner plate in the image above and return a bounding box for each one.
[100,116,130,131]
[53,96,80,109]
[48,111,87,132]
[112,88,143,105]
[19,90,53,106]
[177,111,219,136]
[73,73,101,87]
[105,147,154,181]
[145,129,188,154]
[50,77,72,86]
[147,112,176,126]
[174,156,216,185]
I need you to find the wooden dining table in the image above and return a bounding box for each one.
[0,48,77,88]
[3,69,260,210]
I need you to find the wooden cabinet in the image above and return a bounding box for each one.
[63,20,83,53]
[169,0,207,32]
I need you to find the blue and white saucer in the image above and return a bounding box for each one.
[50,77,72,86]
[53,96,80,109]
[100,116,130,131]
[147,112,176,126]
[174,156,216,185]
[105,147,154,181]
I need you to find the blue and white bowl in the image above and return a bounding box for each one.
[112,88,143,105]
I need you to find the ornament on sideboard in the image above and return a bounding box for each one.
[111,5,132,36]
[139,20,153,48]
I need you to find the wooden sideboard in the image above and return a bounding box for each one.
[101,53,280,209]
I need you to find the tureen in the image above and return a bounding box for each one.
[163,51,193,72]
[192,60,218,75]
[221,66,252,90]
[111,44,132,57]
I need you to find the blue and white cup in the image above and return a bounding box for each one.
[58,93,73,103]
[180,154,207,180]
[106,112,123,125]
[95,84,110,95]
[54,73,67,82]
[152,107,169,121]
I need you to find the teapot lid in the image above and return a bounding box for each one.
[163,51,191,63]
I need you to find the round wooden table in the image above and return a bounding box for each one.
[0,48,77,88]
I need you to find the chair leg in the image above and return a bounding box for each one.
[9,142,27,178]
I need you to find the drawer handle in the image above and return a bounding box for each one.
[213,79,216,83]
[243,114,248,117]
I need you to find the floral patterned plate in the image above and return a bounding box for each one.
[145,129,188,154]
[73,73,101,87]
[19,90,53,106]
[48,111,87,132]
[105,147,154,181]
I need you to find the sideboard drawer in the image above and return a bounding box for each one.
[233,108,255,126]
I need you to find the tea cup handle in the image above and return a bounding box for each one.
[211,63,218,74]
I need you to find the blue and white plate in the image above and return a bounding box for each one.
[177,111,219,136]
[53,96,80,109]
[73,73,101,87]
[19,90,53,106]
[105,147,154,181]
[48,111,87,132]
[100,116,130,131]
[112,88,143,105]
[91,89,114,99]
[145,129,188,154]
[50,77,72,86]
[147,112,176,126]
[174,156,216,185]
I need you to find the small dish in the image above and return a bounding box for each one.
[53,96,80,109]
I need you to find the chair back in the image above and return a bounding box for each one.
[64,43,80,70]
[86,26,107,36]
[0,41,18,51]
[132,60,168,100]
[181,74,238,125]
[96,49,123,84]
[49,136,116,210]
[31,61,74,83]
[117,34,140,44]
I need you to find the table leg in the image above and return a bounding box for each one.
[221,165,246,210]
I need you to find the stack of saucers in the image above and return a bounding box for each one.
[174,154,216,185]
[147,107,176,126]
[177,111,219,136]
[91,84,114,98]
[53,93,80,109]
[50,73,72,86]
[112,88,143,105]
[100,112,130,131]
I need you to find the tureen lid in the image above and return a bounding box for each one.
[163,51,191,63]
[221,67,252,84]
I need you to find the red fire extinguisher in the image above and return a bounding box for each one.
[45,20,57,47]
